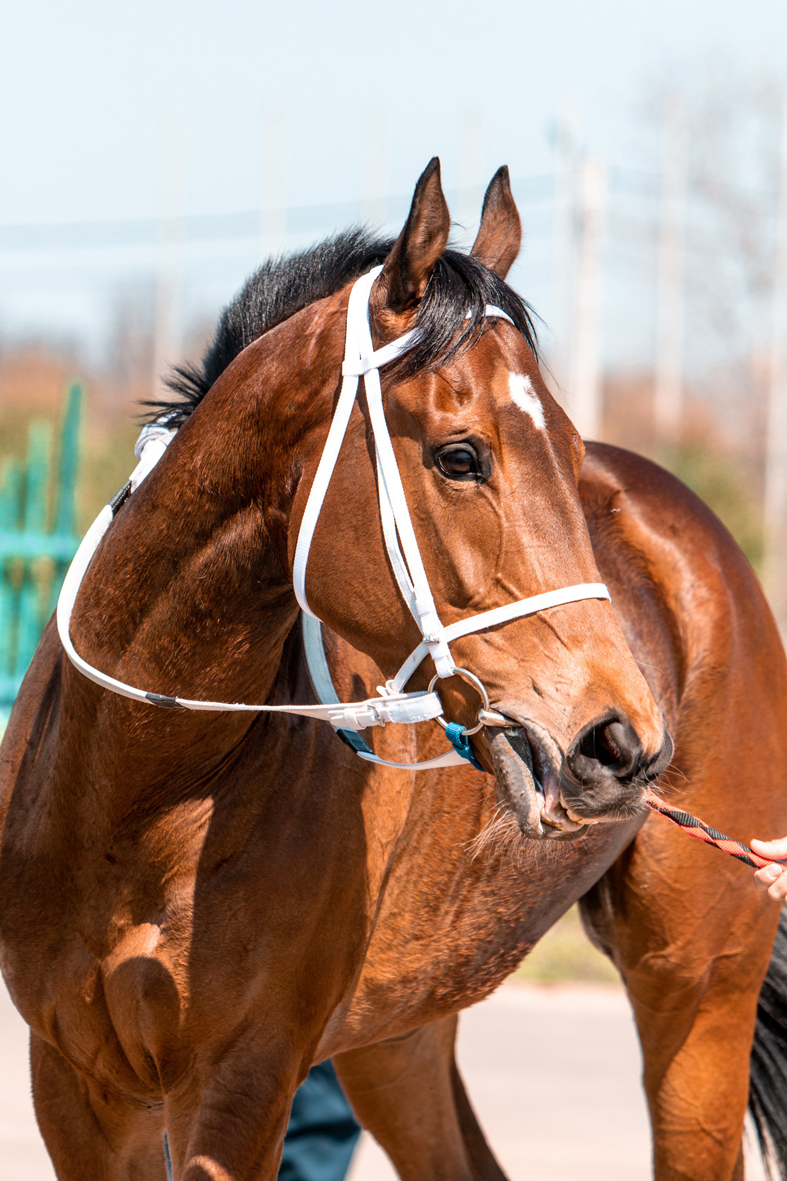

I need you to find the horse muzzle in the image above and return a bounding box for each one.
[484,714,673,841]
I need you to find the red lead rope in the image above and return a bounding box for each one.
[645,788,779,870]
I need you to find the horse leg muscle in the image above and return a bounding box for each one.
[334,1016,507,1181]
[581,827,779,1181]
[31,1032,167,1181]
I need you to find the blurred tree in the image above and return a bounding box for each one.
[658,442,763,571]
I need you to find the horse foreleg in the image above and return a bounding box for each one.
[334,1015,508,1181]
[581,828,779,1181]
[163,1035,304,1181]
[30,1031,168,1180]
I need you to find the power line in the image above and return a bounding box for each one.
[0,176,556,255]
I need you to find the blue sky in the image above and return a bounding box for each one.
[1,0,786,357]
[3,0,785,222]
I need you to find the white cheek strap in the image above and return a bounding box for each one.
[292,267,522,681]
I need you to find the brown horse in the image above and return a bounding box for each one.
[0,159,782,1181]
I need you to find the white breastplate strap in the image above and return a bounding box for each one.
[57,266,610,772]
[56,496,443,728]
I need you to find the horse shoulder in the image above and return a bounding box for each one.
[580,442,784,732]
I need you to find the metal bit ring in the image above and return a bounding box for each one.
[428,667,490,737]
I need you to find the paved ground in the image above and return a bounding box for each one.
[349,984,654,1181]
[348,988,764,1181]
[0,979,53,1181]
[0,978,766,1180]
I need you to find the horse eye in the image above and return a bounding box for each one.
[436,445,480,479]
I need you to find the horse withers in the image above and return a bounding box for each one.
[0,161,687,1181]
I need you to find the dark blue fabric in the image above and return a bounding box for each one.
[445,721,485,771]
[279,1060,361,1181]
[336,728,373,755]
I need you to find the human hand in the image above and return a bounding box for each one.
[752,837,787,901]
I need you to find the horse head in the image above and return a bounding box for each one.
[288,159,671,838]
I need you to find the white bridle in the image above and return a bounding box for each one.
[57,265,609,771]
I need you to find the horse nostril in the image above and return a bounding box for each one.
[570,717,642,782]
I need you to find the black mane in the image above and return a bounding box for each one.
[147,227,538,428]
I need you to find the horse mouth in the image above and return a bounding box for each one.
[486,725,597,841]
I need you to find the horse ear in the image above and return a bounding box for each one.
[382,158,450,311]
[470,166,522,278]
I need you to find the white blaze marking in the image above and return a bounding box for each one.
[508,372,545,431]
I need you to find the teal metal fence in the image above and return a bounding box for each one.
[0,381,82,719]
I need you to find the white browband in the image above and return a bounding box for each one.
[57,266,610,770]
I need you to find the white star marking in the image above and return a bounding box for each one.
[508,372,545,431]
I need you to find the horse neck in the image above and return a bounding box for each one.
[63,326,332,787]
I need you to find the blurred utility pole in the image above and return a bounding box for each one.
[764,96,787,636]
[551,109,581,398]
[361,112,389,231]
[570,159,607,440]
[654,96,688,441]
[260,110,289,261]
[457,109,485,245]
[152,121,184,400]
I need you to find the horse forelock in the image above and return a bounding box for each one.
[144,229,539,429]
